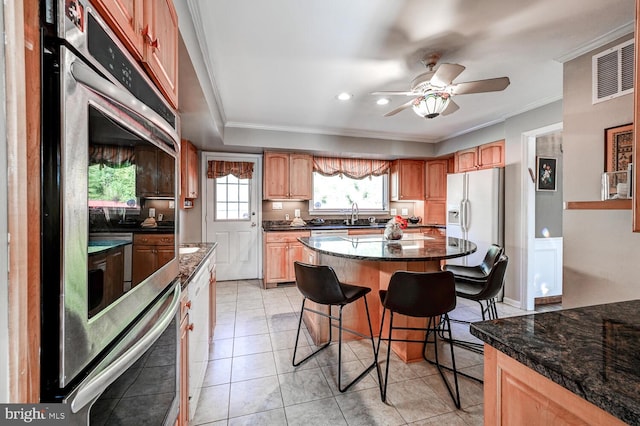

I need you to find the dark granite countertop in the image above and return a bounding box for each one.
[470,300,640,425]
[178,243,217,290]
[263,219,445,232]
[298,234,475,261]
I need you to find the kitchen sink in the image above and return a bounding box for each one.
[179,247,200,255]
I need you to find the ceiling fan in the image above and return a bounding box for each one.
[372,54,510,119]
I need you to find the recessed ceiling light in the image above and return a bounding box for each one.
[376,98,390,105]
[337,92,352,101]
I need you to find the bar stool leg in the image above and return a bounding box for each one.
[292,298,331,367]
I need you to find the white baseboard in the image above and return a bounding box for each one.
[502,297,522,309]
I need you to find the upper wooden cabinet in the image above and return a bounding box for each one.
[263,151,313,200]
[454,140,505,173]
[390,159,425,201]
[142,0,179,108]
[92,0,179,108]
[425,159,448,200]
[181,139,198,209]
[136,145,175,197]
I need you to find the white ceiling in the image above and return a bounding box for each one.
[177,0,634,151]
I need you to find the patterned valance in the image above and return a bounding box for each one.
[207,160,254,179]
[313,156,390,179]
[89,145,135,168]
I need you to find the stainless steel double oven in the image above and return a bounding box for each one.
[41,1,181,423]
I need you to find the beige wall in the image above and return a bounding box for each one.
[562,34,640,308]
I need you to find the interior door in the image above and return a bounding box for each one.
[203,153,261,280]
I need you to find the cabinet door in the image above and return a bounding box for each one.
[132,245,156,286]
[289,154,313,199]
[425,201,446,225]
[104,248,125,306]
[478,140,505,169]
[287,241,305,281]
[455,147,478,173]
[156,149,175,196]
[135,146,157,196]
[186,142,198,198]
[263,152,290,199]
[425,160,448,200]
[264,242,289,282]
[92,0,144,60]
[392,160,425,200]
[142,0,178,108]
[157,245,175,269]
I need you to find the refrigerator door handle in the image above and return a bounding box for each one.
[463,199,471,231]
[459,201,466,232]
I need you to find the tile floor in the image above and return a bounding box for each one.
[191,279,544,426]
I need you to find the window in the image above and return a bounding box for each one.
[88,163,137,208]
[309,172,388,214]
[215,174,251,220]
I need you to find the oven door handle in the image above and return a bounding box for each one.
[69,281,181,413]
[69,60,178,148]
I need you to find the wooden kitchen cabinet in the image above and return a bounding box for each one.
[92,0,144,59]
[454,140,505,173]
[142,0,179,108]
[181,139,198,209]
[425,159,448,200]
[424,201,446,225]
[132,233,174,286]
[92,0,178,108]
[454,147,479,173]
[263,231,310,288]
[348,228,383,235]
[477,140,505,169]
[484,346,625,426]
[263,151,313,200]
[135,145,175,197]
[390,159,425,201]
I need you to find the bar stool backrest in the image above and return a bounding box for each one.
[473,255,509,301]
[480,244,505,275]
[294,261,346,305]
[383,270,456,318]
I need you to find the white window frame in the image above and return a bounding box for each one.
[213,174,252,221]
[308,172,390,215]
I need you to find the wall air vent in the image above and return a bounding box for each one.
[592,39,634,104]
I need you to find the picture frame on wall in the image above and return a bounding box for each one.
[605,123,633,172]
[536,157,557,191]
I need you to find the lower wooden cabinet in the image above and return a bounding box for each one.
[484,345,625,425]
[132,233,174,286]
[263,231,310,288]
[424,200,446,225]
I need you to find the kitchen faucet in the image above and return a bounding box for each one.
[351,202,359,225]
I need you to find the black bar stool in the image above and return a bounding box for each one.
[443,244,504,286]
[376,270,462,408]
[292,261,380,392]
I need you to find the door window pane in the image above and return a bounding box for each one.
[215,175,251,220]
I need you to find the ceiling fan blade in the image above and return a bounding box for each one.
[371,90,417,96]
[430,63,465,87]
[450,77,510,95]
[384,100,414,117]
[441,99,459,116]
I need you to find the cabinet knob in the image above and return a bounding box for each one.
[185,301,192,309]
[188,323,194,331]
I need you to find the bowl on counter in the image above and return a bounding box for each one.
[408,216,421,224]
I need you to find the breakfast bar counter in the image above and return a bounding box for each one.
[298,233,476,362]
[470,300,640,425]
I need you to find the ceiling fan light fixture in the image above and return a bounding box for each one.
[412,92,451,119]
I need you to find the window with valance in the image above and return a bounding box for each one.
[89,145,135,168]
[207,160,254,179]
[312,156,390,179]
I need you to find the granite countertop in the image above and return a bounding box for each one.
[470,300,640,425]
[298,234,476,261]
[262,220,445,232]
[178,242,217,289]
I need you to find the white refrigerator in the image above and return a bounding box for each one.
[446,167,504,267]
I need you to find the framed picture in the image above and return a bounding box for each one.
[536,157,557,191]
[605,123,633,172]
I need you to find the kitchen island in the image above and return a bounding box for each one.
[470,300,639,425]
[298,233,476,362]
